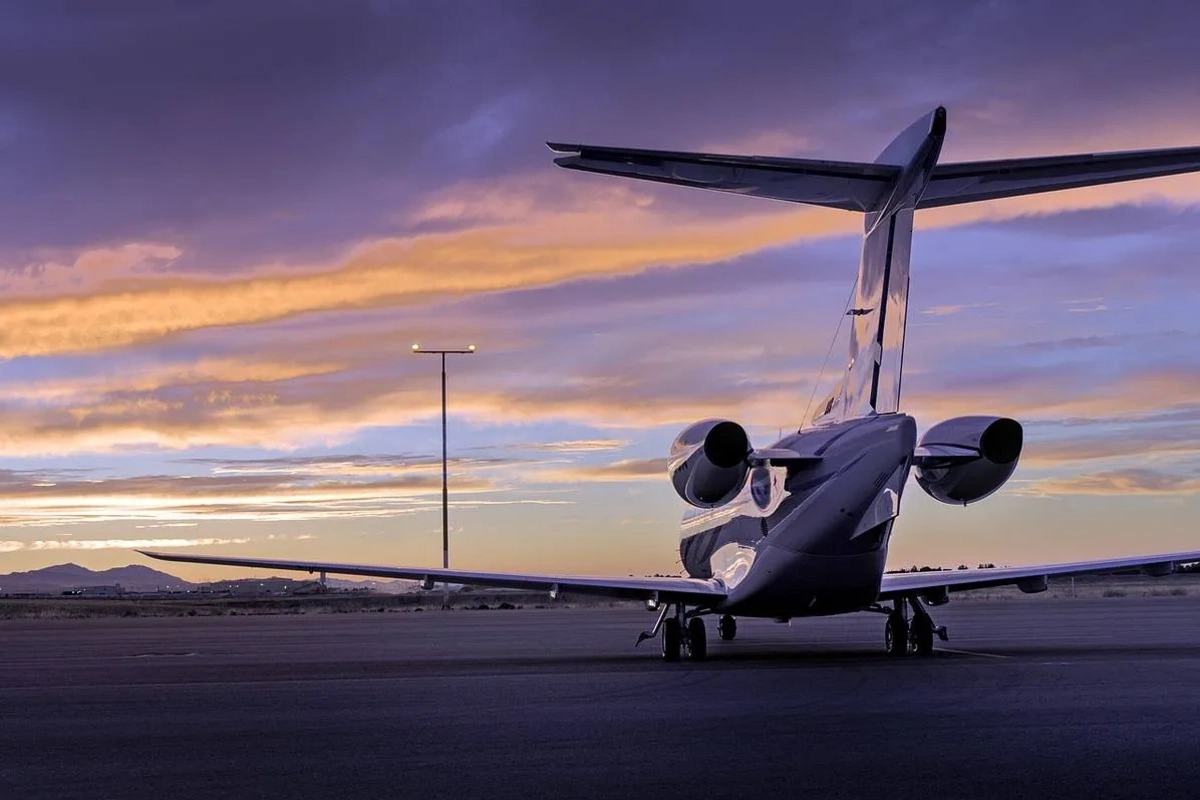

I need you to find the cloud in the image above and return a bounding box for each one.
[24,537,251,551]
[183,454,524,477]
[1030,469,1200,496]
[1022,423,1200,467]
[701,130,815,156]
[0,357,345,405]
[537,458,668,483]
[509,439,629,453]
[920,302,998,317]
[906,366,1200,425]
[0,243,184,299]
[5,166,1199,364]
[0,2,1198,577]
[0,293,1196,459]
[6,0,1200,272]
[0,463,514,526]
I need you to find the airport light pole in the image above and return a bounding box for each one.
[411,343,476,609]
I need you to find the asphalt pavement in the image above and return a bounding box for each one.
[3,598,1199,799]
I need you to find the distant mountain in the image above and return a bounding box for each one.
[0,563,195,594]
[0,563,421,595]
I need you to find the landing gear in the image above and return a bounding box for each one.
[883,596,947,657]
[908,596,948,657]
[650,606,708,662]
[717,614,737,641]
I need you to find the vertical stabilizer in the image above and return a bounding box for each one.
[811,108,945,425]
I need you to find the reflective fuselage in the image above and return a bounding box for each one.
[679,414,917,618]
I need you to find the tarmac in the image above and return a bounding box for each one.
[4,597,1200,799]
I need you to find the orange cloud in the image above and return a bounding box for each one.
[1027,469,1200,496]
[905,368,1200,424]
[1,332,1198,459]
[1021,428,1200,468]
[0,465,515,527]
[535,457,667,483]
[0,357,345,404]
[1,243,182,297]
[24,537,251,551]
[3,167,1197,361]
[514,439,630,453]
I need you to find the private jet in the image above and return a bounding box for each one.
[144,106,1200,661]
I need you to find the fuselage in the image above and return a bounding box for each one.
[679,413,917,618]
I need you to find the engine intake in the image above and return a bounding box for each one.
[669,419,751,508]
[916,416,1023,505]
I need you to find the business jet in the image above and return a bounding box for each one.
[144,106,1200,662]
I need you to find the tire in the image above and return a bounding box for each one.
[687,617,707,661]
[662,618,682,662]
[912,616,934,656]
[885,614,909,656]
[717,614,737,641]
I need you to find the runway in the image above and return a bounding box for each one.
[4,597,1200,799]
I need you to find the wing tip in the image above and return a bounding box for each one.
[546,141,581,155]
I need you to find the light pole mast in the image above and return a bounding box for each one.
[440,352,447,581]
[412,343,476,609]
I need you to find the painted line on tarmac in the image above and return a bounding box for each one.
[937,647,1011,660]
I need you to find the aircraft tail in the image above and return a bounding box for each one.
[810,109,944,425]
[548,107,1200,426]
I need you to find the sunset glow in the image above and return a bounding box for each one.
[3,2,1200,581]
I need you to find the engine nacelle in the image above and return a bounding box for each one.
[916,416,1023,505]
[669,419,751,508]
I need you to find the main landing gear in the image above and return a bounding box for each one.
[638,604,709,662]
[884,596,948,657]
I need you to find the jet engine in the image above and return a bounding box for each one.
[915,416,1023,505]
[669,419,752,508]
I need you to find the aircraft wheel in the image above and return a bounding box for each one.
[686,617,707,661]
[911,615,935,656]
[717,614,737,641]
[885,613,909,657]
[662,617,682,662]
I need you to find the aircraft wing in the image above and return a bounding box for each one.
[879,549,1200,598]
[138,550,726,604]
[918,146,1200,208]
[547,142,899,212]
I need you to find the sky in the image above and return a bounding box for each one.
[2,0,1200,582]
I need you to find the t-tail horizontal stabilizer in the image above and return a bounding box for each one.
[551,107,1200,427]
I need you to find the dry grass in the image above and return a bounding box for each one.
[944,573,1200,602]
[2,575,1197,620]
[0,590,638,620]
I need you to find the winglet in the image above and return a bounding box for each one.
[546,142,581,154]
